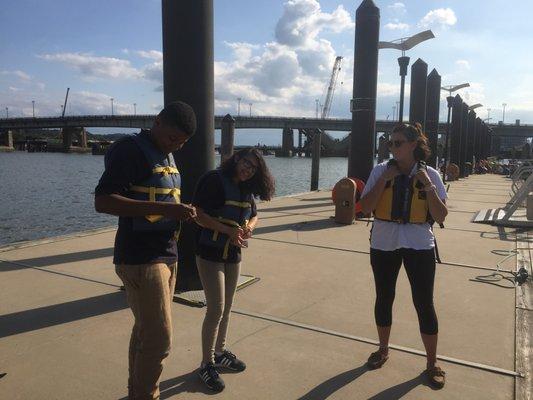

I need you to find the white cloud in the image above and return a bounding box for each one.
[419,8,457,28]
[1,70,31,81]
[38,52,142,80]
[274,0,353,48]
[135,50,163,61]
[388,2,406,14]
[385,22,409,31]
[455,59,471,70]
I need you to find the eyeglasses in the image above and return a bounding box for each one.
[388,139,408,148]
[241,158,258,172]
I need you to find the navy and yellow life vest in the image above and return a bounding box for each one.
[127,132,181,233]
[374,162,430,224]
[199,171,253,259]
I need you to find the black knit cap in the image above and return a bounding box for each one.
[158,101,197,137]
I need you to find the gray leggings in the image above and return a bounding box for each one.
[196,256,241,364]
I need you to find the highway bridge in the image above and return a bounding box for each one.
[1,114,532,138]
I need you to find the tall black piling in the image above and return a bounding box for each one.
[311,130,321,190]
[449,94,463,169]
[474,117,482,163]
[459,102,469,177]
[425,68,441,168]
[466,110,476,175]
[348,0,380,181]
[162,0,215,290]
[409,58,428,131]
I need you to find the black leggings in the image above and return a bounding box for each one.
[370,248,438,335]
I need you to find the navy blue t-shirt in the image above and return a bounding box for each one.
[94,130,178,265]
[192,170,257,263]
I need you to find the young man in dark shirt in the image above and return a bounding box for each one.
[95,101,197,400]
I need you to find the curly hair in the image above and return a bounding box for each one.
[219,148,275,201]
[157,101,197,137]
[392,122,431,161]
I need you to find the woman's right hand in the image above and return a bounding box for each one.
[381,165,400,182]
[227,226,246,247]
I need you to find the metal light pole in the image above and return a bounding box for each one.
[315,99,319,118]
[32,100,35,117]
[441,83,469,183]
[249,103,252,117]
[110,98,114,116]
[133,103,137,116]
[5,107,8,118]
[502,103,507,123]
[237,97,241,116]
[379,30,435,123]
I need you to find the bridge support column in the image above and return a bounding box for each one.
[220,114,235,162]
[163,0,215,291]
[348,0,380,182]
[0,130,14,151]
[425,69,441,168]
[62,127,73,149]
[278,127,294,157]
[409,58,428,131]
[298,129,303,156]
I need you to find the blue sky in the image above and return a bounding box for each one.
[1,0,532,141]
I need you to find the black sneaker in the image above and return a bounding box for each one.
[198,363,225,392]
[214,350,246,372]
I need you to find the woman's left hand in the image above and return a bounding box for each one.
[415,169,432,187]
[242,227,253,239]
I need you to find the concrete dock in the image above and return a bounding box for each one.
[0,173,531,399]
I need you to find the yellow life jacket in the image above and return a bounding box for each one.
[374,163,429,224]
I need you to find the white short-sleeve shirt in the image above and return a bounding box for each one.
[362,161,448,251]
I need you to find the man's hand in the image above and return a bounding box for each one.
[170,203,197,221]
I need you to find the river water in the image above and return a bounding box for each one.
[0,151,351,246]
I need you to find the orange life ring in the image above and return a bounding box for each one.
[332,177,366,216]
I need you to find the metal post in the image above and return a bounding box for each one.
[442,96,454,183]
[348,0,380,181]
[397,56,410,123]
[163,0,215,291]
[220,114,235,163]
[5,107,8,118]
[32,100,35,118]
[425,68,441,168]
[408,58,428,131]
[311,130,321,190]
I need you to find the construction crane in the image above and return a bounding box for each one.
[61,87,70,117]
[321,56,343,119]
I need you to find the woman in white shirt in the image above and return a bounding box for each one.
[359,123,448,389]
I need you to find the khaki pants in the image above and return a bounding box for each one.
[196,256,241,364]
[116,262,177,400]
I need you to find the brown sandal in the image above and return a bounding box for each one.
[367,349,389,369]
[426,365,446,389]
